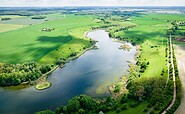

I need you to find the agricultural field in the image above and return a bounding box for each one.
[112,13,173,78]
[0,15,25,19]
[0,13,65,25]
[0,23,23,33]
[0,14,100,64]
[0,14,67,33]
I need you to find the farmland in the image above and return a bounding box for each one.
[0,14,100,64]
[0,23,23,33]
[112,14,172,78]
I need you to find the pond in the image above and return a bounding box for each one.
[0,30,136,114]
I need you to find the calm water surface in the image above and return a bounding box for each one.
[0,30,136,114]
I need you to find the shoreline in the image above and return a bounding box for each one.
[1,29,98,90]
[33,29,98,90]
[2,29,138,93]
[107,38,140,98]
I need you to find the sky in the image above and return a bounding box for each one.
[0,0,185,7]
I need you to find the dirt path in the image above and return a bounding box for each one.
[174,45,185,114]
[162,35,176,114]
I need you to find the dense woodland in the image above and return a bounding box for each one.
[0,61,52,86]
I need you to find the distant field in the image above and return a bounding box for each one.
[0,15,25,19]
[145,13,185,21]
[0,14,99,64]
[0,13,65,25]
[0,23,24,33]
[107,101,147,114]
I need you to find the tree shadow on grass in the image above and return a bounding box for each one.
[36,35,72,44]
[118,29,167,45]
[0,35,73,64]
[25,35,73,62]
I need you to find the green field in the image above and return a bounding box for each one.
[0,15,25,19]
[112,13,177,77]
[0,14,100,64]
[0,14,65,25]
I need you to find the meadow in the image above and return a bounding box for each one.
[113,13,173,78]
[0,14,100,64]
[105,13,185,114]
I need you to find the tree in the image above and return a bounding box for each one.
[67,98,81,112]
[79,95,96,110]
[135,85,145,101]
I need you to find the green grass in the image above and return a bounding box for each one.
[107,102,148,114]
[0,14,99,64]
[35,81,51,90]
[111,13,173,77]
[144,13,185,21]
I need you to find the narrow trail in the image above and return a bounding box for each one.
[174,45,185,114]
[162,34,176,114]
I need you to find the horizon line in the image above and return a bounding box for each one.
[0,6,185,8]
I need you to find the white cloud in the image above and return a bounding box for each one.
[0,0,184,7]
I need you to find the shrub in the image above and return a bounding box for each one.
[116,108,121,113]
[70,52,77,57]
[35,110,55,114]
[143,108,148,112]
[56,59,65,65]
[129,101,139,108]
[121,104,128,110]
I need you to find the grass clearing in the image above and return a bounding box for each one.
[35,81,51,90]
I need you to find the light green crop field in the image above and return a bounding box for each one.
[114,13,177,77]
[0,14,100,64]
[0,23,24,33]
[0,13,65,25]
[0,15,25,19]
[145,13,185,21]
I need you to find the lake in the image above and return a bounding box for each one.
[0,30,136,114]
